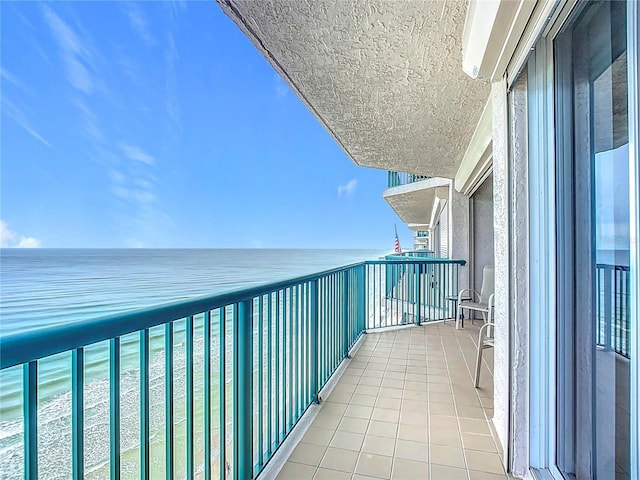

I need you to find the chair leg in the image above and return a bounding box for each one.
[456,303,461,330]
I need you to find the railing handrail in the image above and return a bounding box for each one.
[0,257,466,370]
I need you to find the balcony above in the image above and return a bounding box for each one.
[217,0,489,178]
[383,177,450,226]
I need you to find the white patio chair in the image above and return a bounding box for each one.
[456,265,494,330]
[474,321,494,387]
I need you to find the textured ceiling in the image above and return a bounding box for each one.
[218,0,490,178]
[383,178,449,225]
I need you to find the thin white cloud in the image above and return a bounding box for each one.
[119,143,155,165]
[124,3,156,46]
[1,98,52,148]
[337,179,358,197]
[42,5,94,94]
[0,220,41,248]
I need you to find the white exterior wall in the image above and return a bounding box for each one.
[490,78,510,459]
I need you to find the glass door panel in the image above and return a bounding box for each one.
[555,1,631,478]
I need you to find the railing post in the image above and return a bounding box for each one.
[343,271,350,357]
[235,300,253,480]
[416,263,422,326]
[310,280,319,404]
[359,264,366,332]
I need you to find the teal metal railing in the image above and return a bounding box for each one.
[596,264,631,358]
[0,258,464,480]
[387,171,430,188]
[385,250,435,259]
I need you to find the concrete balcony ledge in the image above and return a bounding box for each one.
[383,178,450,225]
[264,321,515,480]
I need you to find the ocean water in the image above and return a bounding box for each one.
[0,248,386,479]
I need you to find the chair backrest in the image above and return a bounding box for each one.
[479,266,494,305]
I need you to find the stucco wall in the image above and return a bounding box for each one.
[491,79,509,459]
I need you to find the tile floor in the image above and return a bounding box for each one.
[275,320,510,480]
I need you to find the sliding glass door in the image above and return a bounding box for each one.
[555,1,632,478]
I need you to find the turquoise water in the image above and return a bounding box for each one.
[0,248,385,479]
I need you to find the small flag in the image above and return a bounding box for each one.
[394,225,402,253]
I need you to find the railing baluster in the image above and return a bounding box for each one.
[258,295,264,470]
[204,311,212,480]
[275,291,280,442]
[165,322,174,480]
[234,300,253,480]
[343,271,349,357]
[23,361,37,480]
[267,294,273,456]
[140,329,150,480]
[110,338,121,480]
[72,348,84,479]
[186,315,194,479]
[219,309,226,480]
[311,280,319,403]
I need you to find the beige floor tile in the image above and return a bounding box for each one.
[462,433,498,453]
[402,398,428,411]
[403,389,428,401]
[302,427,335,446]
[289,442,327,466]
[313,411,342,430]
[338,416,369,434]
[345,404,374,420]
[428,391,454,404]
[362,435,396,457]
[372,407,400,423]
[330,430,365,451]
[428,375,451,385]
[319,447,359,473]
[379,387,404,399]
[404,381,428,392]
[429,402,457,416]
[427,383,452,393]
[351,394,377,407]
[459,418,491,436]
[429,428,462,448]
[397,423,429,443]
[322,402,348,416]
[394,439,429,463]
[381,378,405,389]
[355,385,381,396]
[327,390,353,404]
[340,374,361,385]
[367,420,398,439]
[405,372,426,383]
[386,364,406,373]
[428,414,458,431]
[313,467,351,480]
[360,376,383,387]
[465,450,505,475]
[399,410,428,426]
[376,396,402,410]
[429,444,466,468]
[355,452,393,479]
[391,458,429,480]
[276,462,316,480]
[456,405,486,420]
[429,464,467,480]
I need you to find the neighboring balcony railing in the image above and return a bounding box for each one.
[387,171,430,188]
[385,250,435,259]
[0,258,464,480]
[416,231,429,238]
[596,263,631,358]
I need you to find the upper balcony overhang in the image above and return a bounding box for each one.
[383,177,450,225]
[217,0,490,179]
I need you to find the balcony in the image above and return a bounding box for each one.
[0,257,508,480]
[273,322,502,480]
[387,172,431,189]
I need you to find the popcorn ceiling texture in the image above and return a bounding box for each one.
[218,0,489,178]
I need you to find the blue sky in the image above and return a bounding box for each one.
[1,1,413,249]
